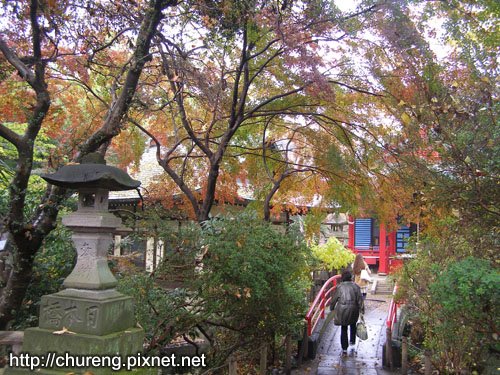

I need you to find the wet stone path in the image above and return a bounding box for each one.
[294,297,396,375]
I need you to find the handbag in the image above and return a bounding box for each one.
[360,268,372,282]
[356,314,368,340]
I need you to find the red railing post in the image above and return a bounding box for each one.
[320,289,326,319]
[386,285,400,331]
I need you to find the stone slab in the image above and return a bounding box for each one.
[22,326,143,355]
[62,211,122,230]
[38,292,135,336]
[13,327,144,374]
[56,288,124,300]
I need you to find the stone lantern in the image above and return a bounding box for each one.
[12,154,144,374]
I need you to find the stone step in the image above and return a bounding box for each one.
[376,288,393,293]
[374,283,395,294]
[376,283,395,289]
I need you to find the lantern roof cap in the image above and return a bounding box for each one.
[41,153,140,191]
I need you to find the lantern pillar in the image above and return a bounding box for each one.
[8,155,143,374]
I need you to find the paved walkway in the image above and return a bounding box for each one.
[315,297,394,375]
[293,282,396,375]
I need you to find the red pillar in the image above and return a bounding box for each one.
[389,231,396,253]
[348,215,354,250]
[379,222,388,274]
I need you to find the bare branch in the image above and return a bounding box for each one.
[88,27,135,62]
[329,80,383,97]
[158,43,213,158]
[77,0,171,158]
[244,86,305,120]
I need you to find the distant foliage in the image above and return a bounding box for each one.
[310,237,354,272]
[302,210,327,243]
[0,124,57,187]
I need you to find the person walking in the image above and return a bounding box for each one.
[331,270,364,355]
[352,253,372,299]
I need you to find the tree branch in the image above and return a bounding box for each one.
[0,124,23,150]
[329,80,383,97]
[244,86,305,120]
[158,42,213,158]
[77,0,172,158]
[0,39,36,85]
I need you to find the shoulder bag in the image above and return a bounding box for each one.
[356,314,368,340]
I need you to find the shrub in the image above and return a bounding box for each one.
[427,257,499,372]
[397,253,499,373]
[117,273,196,353]
[118,211,313,368]
[310,237,355,272]
[197,213,312,341]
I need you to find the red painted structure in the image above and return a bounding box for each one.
[305,275,341,336]
[386,284,399,330]
[347,216,403,274]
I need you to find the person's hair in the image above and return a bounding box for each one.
[341,270,352,282]
[352,253,367,275]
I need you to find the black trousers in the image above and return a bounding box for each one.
[340,323,357,350]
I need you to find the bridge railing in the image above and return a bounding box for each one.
[305,275,341,337]
[385,283,399,370]
[386,284,398,330]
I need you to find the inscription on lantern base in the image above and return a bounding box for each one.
[39,291,135,336]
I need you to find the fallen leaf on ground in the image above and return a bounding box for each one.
[53,327,76,335]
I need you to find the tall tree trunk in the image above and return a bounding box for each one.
[0,0,51,328]
[263,174,287,222]
[0,183,64,328]
[0,0,175,329]
[199,163,221,222]
[0,244,36,329]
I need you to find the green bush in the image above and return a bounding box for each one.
[117,211,313,367]
[398,253,499,373]
[310,237,355,272]
[0,168,77,329]
[198,214,312,340]
[427,257,499,372]
[117,273,196,353]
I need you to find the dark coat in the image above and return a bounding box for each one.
[331,281,364,326]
